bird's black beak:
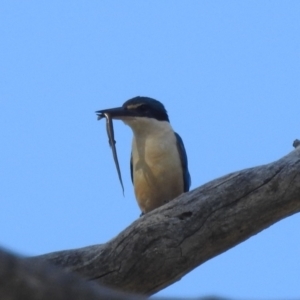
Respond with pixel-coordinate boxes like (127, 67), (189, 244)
(96, 106), (135, 120)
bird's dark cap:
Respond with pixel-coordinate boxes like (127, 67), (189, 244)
(122, 96), (169, 122)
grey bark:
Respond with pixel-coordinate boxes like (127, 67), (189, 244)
(0, 248), (146, 300)
(25, 140), (300, 296)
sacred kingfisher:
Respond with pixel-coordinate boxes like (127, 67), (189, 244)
(96, 96), (191, 214)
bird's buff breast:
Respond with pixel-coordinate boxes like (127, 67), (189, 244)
(131, 133), (184, 213)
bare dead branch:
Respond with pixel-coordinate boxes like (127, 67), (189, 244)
(0, 248), (145, 300)
(28, 143), (300, 296)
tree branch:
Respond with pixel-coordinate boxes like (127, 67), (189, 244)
(29, 142), (300, 295)
(0, 248), (146, 300)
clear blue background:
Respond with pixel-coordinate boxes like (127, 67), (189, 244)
(1, 1), (299, 298)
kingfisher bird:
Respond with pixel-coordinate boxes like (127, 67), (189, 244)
(96, 96), (191, 214)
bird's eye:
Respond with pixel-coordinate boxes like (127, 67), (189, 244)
(137, 104), (149, 113)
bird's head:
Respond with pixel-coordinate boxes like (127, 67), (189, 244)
(96, 96), (169, 123)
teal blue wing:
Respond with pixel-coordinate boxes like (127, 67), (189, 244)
(175, 132), (191, 192)
(130, 153), (133, 184)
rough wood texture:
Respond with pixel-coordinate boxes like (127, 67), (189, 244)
(30, 142), (300, 296)
(0, 248), (145, 300)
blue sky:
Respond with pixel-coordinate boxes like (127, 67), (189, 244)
(1, 1), (299, 298)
